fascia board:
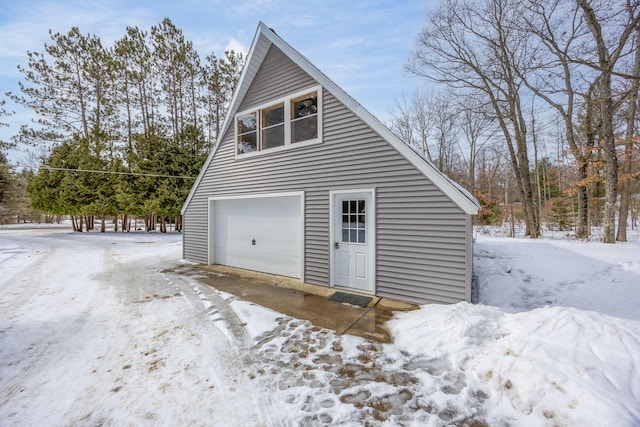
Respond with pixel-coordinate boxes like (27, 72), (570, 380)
(183, 22), (479, 215)
(181, 23), (272, 214)
(258, 24), (479, 215)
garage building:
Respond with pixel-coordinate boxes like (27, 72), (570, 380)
(181, 23), (479, 305)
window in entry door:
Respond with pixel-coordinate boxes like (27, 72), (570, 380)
(341, 199), (366, 243)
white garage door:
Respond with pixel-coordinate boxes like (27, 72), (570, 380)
(212, 194), (302, 278)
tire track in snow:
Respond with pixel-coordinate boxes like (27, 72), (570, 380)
(1, 232), (281, 426)
(0, 243), (53, 320)
(171, 266), (493, 425)
(163, 269), (284, 426)
(0, 234), (65, 412)
(0, 238), (104, 424)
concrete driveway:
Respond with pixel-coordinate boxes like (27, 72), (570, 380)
(176, 264), (418, 343)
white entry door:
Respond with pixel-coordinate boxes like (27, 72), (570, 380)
(332, 190), (374, 293)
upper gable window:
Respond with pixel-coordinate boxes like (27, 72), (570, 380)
(262, 103), (285, 149)
(291, 91), (318, 143)
(235, 85), (322, 157)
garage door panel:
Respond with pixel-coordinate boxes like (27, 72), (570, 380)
(213, 195), (302, 278)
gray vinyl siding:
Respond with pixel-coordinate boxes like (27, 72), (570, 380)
(183, 196), (208, 264)
(305, 190), (330, 282)
(239, 44), (313, 110)
(183, 43), (472, 305)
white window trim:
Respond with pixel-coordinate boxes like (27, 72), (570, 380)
(234, 85), (323, 159)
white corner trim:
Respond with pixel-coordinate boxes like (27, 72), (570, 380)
(328, 192), (335, 288)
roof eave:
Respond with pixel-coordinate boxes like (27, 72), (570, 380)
(182, 22), (480, 216)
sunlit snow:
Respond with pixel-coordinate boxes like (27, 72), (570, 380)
(1, 226), (639, 425)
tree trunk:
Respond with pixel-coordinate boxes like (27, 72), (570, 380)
(576, 164), (590, 239)
(146, 213), (156, 232)
(519, 157), (540, 238)
(501, 119), (539, 238)
(575, 85), (599, 239)
(114, 215), (119, 232)
(617, 33), (640, 241)
(576, 0), (640, 242)
(616, 140), (633, 242)
(600, 73), (618, 243)
(532, 113), (542, 227)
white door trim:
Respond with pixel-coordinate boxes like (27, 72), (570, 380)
(207, 191), (305, 281)
(329, 188), (376, 293)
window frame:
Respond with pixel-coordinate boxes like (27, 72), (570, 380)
(234, 85), (322, 159)
(340, 199), (367, 245)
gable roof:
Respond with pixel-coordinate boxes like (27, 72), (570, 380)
(182, 22), (480, 215)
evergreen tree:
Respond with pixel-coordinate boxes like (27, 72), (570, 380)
(151, 18), (202, 139)
(202, 50), (244, 143)
(0, 155), (38, 224)
(14, 19), (244, 230)
(10, 27), (117, 146)
(548, 198), (574, 231)
(27, 142), (74, 216)
(0, 152), (7, 201)
(0, 99), (14, 152)
(113, 26), (156, 149)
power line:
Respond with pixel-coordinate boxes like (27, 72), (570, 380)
(44, 166), (196, 179)
(0, 163), (195, 179)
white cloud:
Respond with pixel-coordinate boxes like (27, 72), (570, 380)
(229, 0), (278, 17)
(0, 1), (155, 62)
(225, 37), (248, 55)
(0, 0), (434, 143)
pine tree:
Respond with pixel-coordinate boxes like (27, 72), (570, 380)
(0, 99), (14, 152)
(15, 20), (244, 230)
(151, 18), (202, 139)
(548, 198), (573, 231)
(11, 28), (117, 145)
(202, 50), (244, 143)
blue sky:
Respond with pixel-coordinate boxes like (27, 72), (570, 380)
(0, 0), (437, 162)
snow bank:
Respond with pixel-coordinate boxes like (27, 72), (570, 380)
(475, 236), (640, 320)
(389, 303), (640, 425)
(3, 227), (640, 426)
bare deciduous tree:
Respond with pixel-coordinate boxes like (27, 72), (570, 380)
(389, 90), (435, 160)
(516, 0), (596, 238)
(431, 93), (459, 174)
(576, 0), (640, 243)
(408, 0), (540, 237)
(617, 31), (640, 242)
(455, 96), (499, 192)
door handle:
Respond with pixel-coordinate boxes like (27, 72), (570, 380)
(334, 242), (339, 249)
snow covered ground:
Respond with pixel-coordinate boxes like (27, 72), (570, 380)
(1, 227), (639, 426)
